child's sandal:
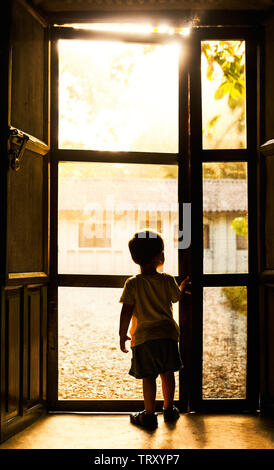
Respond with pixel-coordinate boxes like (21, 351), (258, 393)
(130, 410), (158, 430)
(163, 405), (180, 422)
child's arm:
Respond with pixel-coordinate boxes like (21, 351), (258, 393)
(119, 303), (134, 353)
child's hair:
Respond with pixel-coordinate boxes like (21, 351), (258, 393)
(128, 229), (164, 266)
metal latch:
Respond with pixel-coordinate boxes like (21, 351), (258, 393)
(8, 126), (29, 171)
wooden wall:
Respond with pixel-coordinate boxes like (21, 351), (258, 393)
(259, 141), (274, 416)
(0, 0), (49, 443)
(264, 14), (274, 142)
(257, 12), (274, 416)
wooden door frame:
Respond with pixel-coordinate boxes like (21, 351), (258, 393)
(47, 21), (261, 413)
(188, 27), (261, 412)
(48, 24), (191, 412)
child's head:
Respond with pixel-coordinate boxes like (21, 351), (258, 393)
(128, 230), (164, 267)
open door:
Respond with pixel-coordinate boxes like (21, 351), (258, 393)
(47, 23), (191, 412)
(47, 22), (259, 414)
(188, 29), (259, 412)
(0, 0), (49, 443)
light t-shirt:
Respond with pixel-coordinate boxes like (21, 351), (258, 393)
(119, 272), (181, 347)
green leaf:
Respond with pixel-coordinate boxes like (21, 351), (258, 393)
(206, 61), (214, 80)
(214, 82), (230, 100)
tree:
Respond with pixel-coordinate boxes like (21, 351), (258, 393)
(203, 161), (247, 179)
(201, 40), (246, 149)
(231, 217), (248, 237)
(221, 286), (247, 316)
(59, 40), (178, 153)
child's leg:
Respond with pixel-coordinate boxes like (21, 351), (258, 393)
(160, 370), (175, 409)
(142, 377), (157, 414)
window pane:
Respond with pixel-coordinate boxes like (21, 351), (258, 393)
(203, 162), (248, 274)
(58, 287), (179, 400)
(59, 40), (179, 152)
(58, 162), (178, 275)
(201, 40), (246, 149)
(202, 286), (247, 399)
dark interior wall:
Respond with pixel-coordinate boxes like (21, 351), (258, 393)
(265, 156), (274, 269)
(264, 14), (274, 141)
(259, 12), (274, 414)
(265, 16), (274, 408)
(261, 149), (274, 409)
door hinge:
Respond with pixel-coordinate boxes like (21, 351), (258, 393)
(8, 126), (29, 171)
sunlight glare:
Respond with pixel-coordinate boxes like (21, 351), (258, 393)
(59, 39), (179, 152)
(57, 23), (192, 37)
(59, 23), (155, 34)
(179, 26), (191, 36)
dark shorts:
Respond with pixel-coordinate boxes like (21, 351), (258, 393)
(129, 338), (183, 379)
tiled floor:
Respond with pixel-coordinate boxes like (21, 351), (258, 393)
(1, 412), (274, 449)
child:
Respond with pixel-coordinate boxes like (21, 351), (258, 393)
(119, 229), (190, 430)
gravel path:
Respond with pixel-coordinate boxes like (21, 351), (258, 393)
(203, 287), (247, 399)
(58, 286), (246, 401)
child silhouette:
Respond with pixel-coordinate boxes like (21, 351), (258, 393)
(119, 229), (190, 430)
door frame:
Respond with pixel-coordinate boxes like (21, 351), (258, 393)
(188, 27), (261, 412)
(47, 22), (261, 413)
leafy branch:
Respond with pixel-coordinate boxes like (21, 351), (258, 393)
(202, 40), (246, 147)
(231, 217), (248, 237)
(202, 41), (245, 109)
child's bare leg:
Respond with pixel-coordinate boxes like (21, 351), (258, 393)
(142, 377), (156, 414)
(160, 370), (175, 409)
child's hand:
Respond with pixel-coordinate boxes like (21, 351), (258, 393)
(180, 276), (191, 293)
(120, 335), (131, 353)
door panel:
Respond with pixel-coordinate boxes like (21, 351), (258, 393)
(4, 289), (21, 421)
(7, 149), (45, 275)
(10, 0), (48, 142)
(189, 29), (259, 412)
(28, 288), (42, 404)
(0, 0), (49, 443)
(259, 142), (274, 414)
(49, 26), (188, 412)
(264, 155), (274, 269)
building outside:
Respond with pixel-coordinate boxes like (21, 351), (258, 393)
(58, 177), (248, 275)
(58, 175), (248, 400)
